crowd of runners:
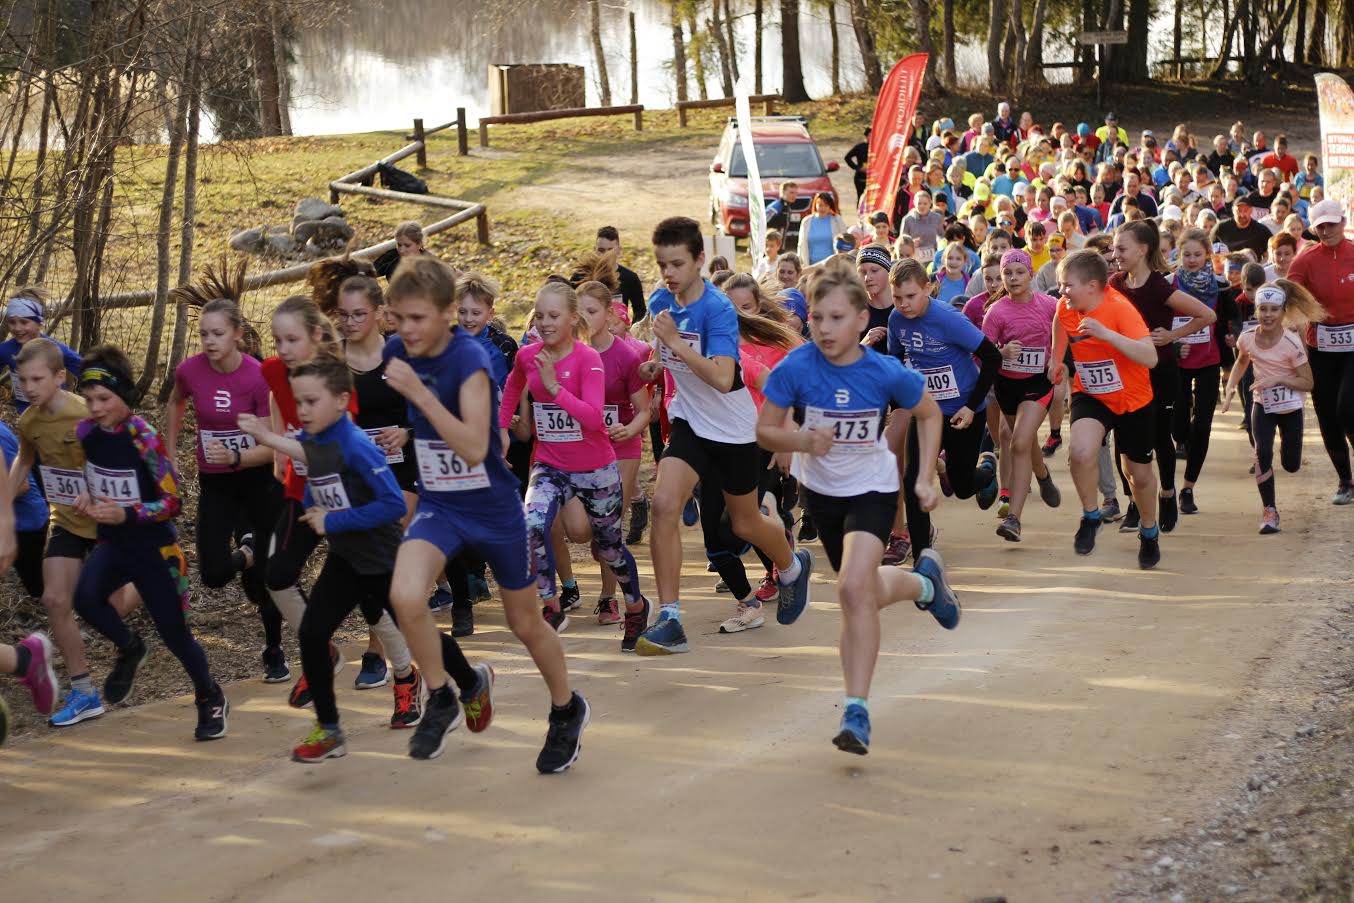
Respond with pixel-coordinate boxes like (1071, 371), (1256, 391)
(0, 104), (1349, 766)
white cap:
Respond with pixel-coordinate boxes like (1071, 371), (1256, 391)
(1161, 204), (1183, 222)
(1309, 199), (1347, 228)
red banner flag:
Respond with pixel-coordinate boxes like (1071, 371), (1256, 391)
(861, 53), (929, 226)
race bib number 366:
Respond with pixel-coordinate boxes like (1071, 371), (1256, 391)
(803, 406), (881, 454)
(415, 439), (489, 492)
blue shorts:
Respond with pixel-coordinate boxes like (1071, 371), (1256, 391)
(403, 495), (533, 591)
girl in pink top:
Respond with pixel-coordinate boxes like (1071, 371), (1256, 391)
(499, 282), (648, 635)
(981, 249), (1061, 541)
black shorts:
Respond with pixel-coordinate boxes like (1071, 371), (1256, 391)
(1070, 393), (1156, 464)
(663, 417), (759, 497)
(45, 524), (94, 560)
(994, 374), (1055, 416)
(804, 488), (897, 572)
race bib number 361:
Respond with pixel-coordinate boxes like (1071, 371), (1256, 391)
(803, 406), (881, 454)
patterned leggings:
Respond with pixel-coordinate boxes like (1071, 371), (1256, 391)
(524, 461), (640, 604)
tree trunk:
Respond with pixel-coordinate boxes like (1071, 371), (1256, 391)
(827, 1), (842, 95)
(724, 0), (740, 82)
(709, 1), (735, 96)
(908, 0), (945, 95)
(252, 1), (282, 136)
(1025, 0), (1049, 84)
(781, 0), (811, 102)
(1308, 0), (1325, 64)
(672, 7), (689, 103)
(589, 0), (612, 106)
(630, 12), (640, 104)
(688, 14), (710, 100)
(1293, 0), (1307, 65)
(848, 0), (883, 93)
(755, 0), (764, 93)
(988, 0), (1009, 91)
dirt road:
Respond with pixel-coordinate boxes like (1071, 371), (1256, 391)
(1, 402), (1344, 902)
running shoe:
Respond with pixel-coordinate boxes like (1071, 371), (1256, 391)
(798, 511), (819, 543)
(1334, 482), (1354, 506)
(1160, 493), (1179, 533)
(261, 645), (290, 684)
(625, 497), (649, 545)
(427, 586), (454, 613)
(1076, 513), (1105, 555)
(1138, 531), (1161, 570)
(1259, 506), (1281, 534)
(542, 605), (569, 634)
(103, 632), (148, 706)
(714, 580), (731, 594)
(194, 684), (229, 741)
(996, 515), (1021, 542)
(355, 652), (389, 690)
(975, 452), (999, 510)
(462, 663), (495, 733)
(1119, 500), (1140, 532)
(914, 548), (960, 630)
(292, 723), (346, 763)
(833, 703), (871, 755)
(469, 574), (492, 603)
(408, 685), (463, 760)
(0, 695), (7, 747)
(49, 687), (104, 727)
(719, 601), (765, 634)
(1098, 498), (1122, 523)
(634, 610), (688, 655)
(559, 582), (582, 612)
(17, 632), (57, 715)
(882, 532), (910, 567)
(390, 668), (424, 728)
(997, 493), (1011, 518)
(621, 597), (651, 653)
(595, 597), (621, 625)
(1179, 487), (1199, 515)
(682, 494), (700, 527)
(1041, 433), (1062, 457)
(452, 601), (475, 637)
(288, 644), (342, 709)
(1037, 473), (1062, 508)
(776, 548), (814, 625)
(754, 572), (779, 603)
(536, 692), (590, 774)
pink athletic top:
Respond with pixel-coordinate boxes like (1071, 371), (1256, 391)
(981, 292), (1058, 379)
(174, 353), (272, 474)
(596, 336), (646, 460)
(499, 340), (615, 472)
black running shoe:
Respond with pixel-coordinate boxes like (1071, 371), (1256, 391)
(408, 684), (464, 760)
(536, 692), (590, 774)
(1179, 487), (1198, 514)
(451, 600), (475, 638)
(103, 633), (148, 706)
(194, 684), (229, 741)
(1074, 516), (1101, 555)
(1119, 501), (1140, 532)
(1138, 531), (1162, 570)
(1159, 493), (1178, 533)
(625, 497), (649, 546)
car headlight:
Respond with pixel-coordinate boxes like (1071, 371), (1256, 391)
(724, 192), (749, 208)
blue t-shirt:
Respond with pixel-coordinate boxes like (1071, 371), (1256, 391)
(383, 331), (517, 507)
(763, 343), (924, 498)
(0, 336), (82, 413)
(0, 422), (47, 532)
(887, 301), (986, 416)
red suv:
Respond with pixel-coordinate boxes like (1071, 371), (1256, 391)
(708, 116), (839, 240)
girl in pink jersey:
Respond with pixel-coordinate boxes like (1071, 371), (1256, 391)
(499, 282), (650, 648)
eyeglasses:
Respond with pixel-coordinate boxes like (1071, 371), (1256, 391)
(335, 310), (370, 323)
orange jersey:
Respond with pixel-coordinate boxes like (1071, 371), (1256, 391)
(1056, 287), (1155, 414)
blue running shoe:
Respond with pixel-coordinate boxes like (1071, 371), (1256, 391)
(355, 652), (389, 689)
(776, 548), (814, 625)
(428, 587), (454, 613)
(914, 548), (960, 630)
(49, 687), (105, 727)
(682, 494), (700, 527)
(975, 452), (999, 510)
(833, 704), (871, 755)
(634, 612), (689, 655)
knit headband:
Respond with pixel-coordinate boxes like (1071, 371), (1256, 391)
(6, 297), (43, 324)
(857, 245), (893, 273)
(78, 366), (136, 406)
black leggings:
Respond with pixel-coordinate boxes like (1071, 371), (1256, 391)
(199, 469), (284, 646)
(1172, 365), (1220, 484)
(75, 539), (214, 697)
(300, 555), (477, 725)
(1252, 404), (1303, 508)
(13, 527), (46, 598)
(1309, 346), (1354, 483)
(903, 415), (984, 559)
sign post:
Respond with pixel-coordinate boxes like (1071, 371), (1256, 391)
(1077, 31), (1128, 110)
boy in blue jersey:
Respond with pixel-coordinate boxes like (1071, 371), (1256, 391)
(380, 257), (589, 773)
(886, 258), (1003, 562)
(757, 267), (960, 756)
(633, 217), (813, 656)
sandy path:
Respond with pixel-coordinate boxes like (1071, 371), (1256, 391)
(1, 403), (1341, 902)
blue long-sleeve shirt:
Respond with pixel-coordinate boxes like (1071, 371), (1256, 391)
(299, 416), (404, 574)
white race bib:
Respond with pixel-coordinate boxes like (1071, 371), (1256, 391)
(1074, 359), (1124, 395)
(533, 403), (581, 443)
(1316, 323), (1354, 352)
(1007, 347), (1047, 374)
(200, 429), (255, 455)
(920, 365), (959, 401)
(309, 473), (352, 511)
(415, 439), (489, 492)
(1260, 385), (1303, 414)
(286, 428), (307, 476)
(1172, 315), (1210, 346)
(803, 406), (882, 454)
(40, 466), (86, 507)
(363, 427), (405, 464)
(659, 329), (702, 374)
(84, 464), (141, 507)
(603, 405), (620, 429)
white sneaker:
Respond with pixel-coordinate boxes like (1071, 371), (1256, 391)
(719, 602), (766, 634)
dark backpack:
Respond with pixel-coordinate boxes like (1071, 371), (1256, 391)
(378, 162), (428, 195)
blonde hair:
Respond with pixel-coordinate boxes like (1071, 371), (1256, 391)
(272, 295), (340, 362)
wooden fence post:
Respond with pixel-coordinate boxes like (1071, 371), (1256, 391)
(413, 118), (427, 168)
(456, 107), (468, 156)
(633, 108), (643, 131)
(479, 120), (489, 149)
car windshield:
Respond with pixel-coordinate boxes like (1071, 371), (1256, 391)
(728, 142), (825, 178)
